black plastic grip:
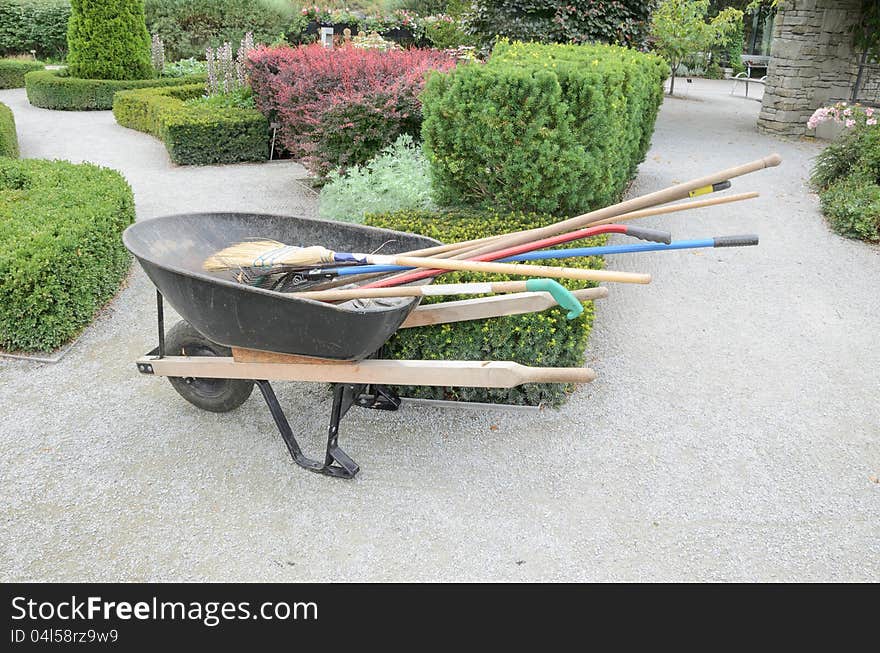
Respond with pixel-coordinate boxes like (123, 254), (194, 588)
(713, 234), (759, 248)
(712, 180), (732, 192)
(625, 226), (672, 244)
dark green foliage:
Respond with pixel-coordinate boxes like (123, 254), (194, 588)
(0, 0), (70, 60)
(726, 14), (745, 73)
(813, 125), (880, 242)
(424, 17), (474, 49)
(0, 57), (42, 88)
(422, 40), (667, 216)
(393, 0), (451, 15)
(113, 84), (268, 165)
(0, 158), (135, 351)
(820, 174), (880, 242)
(67, 0), (152, 80)
(24, 68), (205, 110)
(811, 126), (880, 191)
(366, 209), (605, 406)
(144, 0), (294, 61)
(0, 100), (17, 156)
(465, 0), (655, 48)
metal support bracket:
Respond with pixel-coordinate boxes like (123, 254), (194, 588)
(255, 380), (400, 479)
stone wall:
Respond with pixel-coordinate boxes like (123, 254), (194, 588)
(757, 0), (877, 137)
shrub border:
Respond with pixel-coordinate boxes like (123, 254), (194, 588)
(24, 69), (207, 110)
(113, 84), (269, 165)
(0, 158), (135, 352)
(0, 101), (18, 157)
(0, 59), (45, 89)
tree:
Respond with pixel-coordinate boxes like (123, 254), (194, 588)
(67, 0), (152, 80)
(650, 0), (743, 95)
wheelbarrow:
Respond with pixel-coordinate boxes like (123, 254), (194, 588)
(123, 213), (601, 479)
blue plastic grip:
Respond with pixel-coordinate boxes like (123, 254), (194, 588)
(524, 279), (583, 320)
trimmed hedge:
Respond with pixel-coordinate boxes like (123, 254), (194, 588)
(113, 84), (268, 165)
(0, 100), (17, 156)
(24, 68), (206, 110)
(422, 40), (667, 216)
(0, 158), (135, 352)
(0, 58), (43, 88)
(0, 0), (70, 60)
(365, 209), (605, 407)
(67, 0), (153, 80)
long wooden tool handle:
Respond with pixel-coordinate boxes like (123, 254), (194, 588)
(401, 287), (609, 328)
(448, 154), (781, 259)
(401, 192), (759, 259)
(383, 255), (650, 284)
(588, 191), (760, 226)
(309, 192), (761, 292)
(296, 281), (529, 302)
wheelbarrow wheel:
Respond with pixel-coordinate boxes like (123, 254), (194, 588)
(164, 320), (254, 413)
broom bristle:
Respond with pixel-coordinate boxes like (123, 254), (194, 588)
(203, 240), (336, 271)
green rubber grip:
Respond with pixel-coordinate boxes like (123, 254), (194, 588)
(525, 279), (584, 320)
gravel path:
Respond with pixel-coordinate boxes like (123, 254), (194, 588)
(1, 80), (877, 582)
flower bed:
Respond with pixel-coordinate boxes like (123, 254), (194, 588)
(365, 209), (605, 407)
(113, 84), (268, 165)
(0, 100), (17, 157)
(809, 103), (880, 242)
(247, 43), (455, 178)
(24, 69), (206, 110)
(0, 158), (135, 352)
(0, 58), (43, 89)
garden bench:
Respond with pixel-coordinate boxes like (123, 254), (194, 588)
(729, 71), (767, 98)
(730, 58), (770, 98)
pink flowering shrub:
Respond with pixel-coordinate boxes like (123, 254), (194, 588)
(247, 44), (455, 178)
(808, 102), (878, 130)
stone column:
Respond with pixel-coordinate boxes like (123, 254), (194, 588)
(757, 0), (866, 137)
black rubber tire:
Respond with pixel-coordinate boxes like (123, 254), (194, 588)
(164, 320), (254, 413)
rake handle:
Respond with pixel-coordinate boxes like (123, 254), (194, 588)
(458, 154), (780, 259)
(382, 254), (650, 285)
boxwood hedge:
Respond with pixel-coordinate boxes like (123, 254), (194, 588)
(0, 58), (43, 88)
(0, 158), (135, 352)
(0, 100), (17, 157)
(24, 68), (206, 110)
(422, 40), (667, 216)
(365, 209), (605, 406)
(113, 84), (269, 165)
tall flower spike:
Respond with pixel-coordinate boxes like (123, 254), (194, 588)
(205, 46), (217, 96)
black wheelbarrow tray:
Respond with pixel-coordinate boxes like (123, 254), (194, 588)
(124, 212), (600, 479)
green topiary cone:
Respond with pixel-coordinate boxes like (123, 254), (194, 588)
(67, 0), (153, 81)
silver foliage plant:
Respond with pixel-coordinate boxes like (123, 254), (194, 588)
(319, 135), (436, 223)
(205, 31), (256, 96)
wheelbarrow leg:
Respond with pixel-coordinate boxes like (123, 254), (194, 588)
(255, 380), (399, 479)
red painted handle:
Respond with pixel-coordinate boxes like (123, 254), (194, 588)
(364, 224), (632, 289)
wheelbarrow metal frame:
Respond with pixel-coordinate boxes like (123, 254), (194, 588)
(140, 291), (596, 479)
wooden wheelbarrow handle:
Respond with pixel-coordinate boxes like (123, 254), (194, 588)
(140, 356), (597, 388)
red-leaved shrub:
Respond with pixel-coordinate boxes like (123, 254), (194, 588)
(248, 44), (456, 178)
